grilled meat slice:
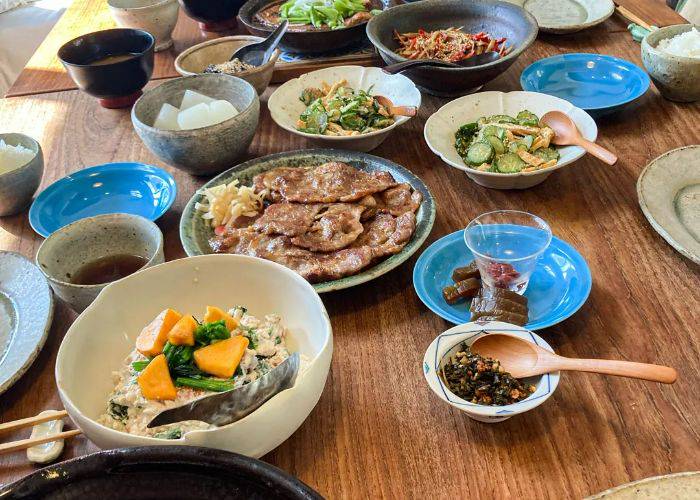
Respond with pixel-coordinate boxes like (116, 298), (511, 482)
(251, 203), (323, 237)
(291, 204), (366, 252)
(252, 162), (397, 203)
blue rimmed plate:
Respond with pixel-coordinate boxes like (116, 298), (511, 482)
(413, 229), (591, 330)
(520, 53), (650, 118)
(423, 321), (560, 422)
(29, 162), (176, 237)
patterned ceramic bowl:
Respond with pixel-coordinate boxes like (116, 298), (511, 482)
(423, 321), (560, 423)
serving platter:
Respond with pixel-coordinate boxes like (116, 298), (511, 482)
(508, 0), (614, 34)
(413, 229), (591, 330)
(0, 251), (54, 396)
(586, 471), (700, 499)
(180, 149), (436, 293)
(29, 162), (177, 237)
(637, 145), (700, 265)
(520, 53), (650, 118)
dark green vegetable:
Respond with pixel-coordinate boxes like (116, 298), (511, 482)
(516, 110), (539, 127)
(534, 147), (560, 162)
(495, 153), (526, 173)
(466, 142), (494, 165)
(455, 122), (479, 158)
(300, 87), (323, 105)
(298, 103), (329, 134)
(240, 326), (259, 350)
(154, 428), (182, 440)
(486, 135), (505, 155)
(175, 377), (237, 392)
(132, 360), (150, 372)
(194, 320), (230, 346)
(107, 401), (128, 422)
(440, 343), (535, 405)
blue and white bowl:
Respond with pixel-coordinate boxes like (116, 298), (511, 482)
(423, 321), (560, 423)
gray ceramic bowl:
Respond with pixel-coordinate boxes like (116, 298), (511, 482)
(642, 24), (700, 103)
(36, 213), (164, 313)
(132, 74), (260, 175)
(366, 0), (538, 97)
(174, 35), (280, 95)
(0, 133), (43, 216)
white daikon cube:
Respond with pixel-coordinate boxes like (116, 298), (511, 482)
(208, 100), (239, 124)
(177, 103), (214, 130)
(180, 90), (215, 110)
(153, 102), (180, 130)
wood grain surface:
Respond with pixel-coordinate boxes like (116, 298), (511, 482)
(1, 7), (699, 500)
(4, 0), (686, 98)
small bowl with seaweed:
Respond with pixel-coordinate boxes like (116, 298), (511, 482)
(268, 65), (421, 152)
(424, 90), (597, 189)
(423, 321), (559, 423)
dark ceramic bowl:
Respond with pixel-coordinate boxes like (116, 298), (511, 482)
(239, 0), (383, 54)
(179, 0), (247, 31)
(366, 0), (538, 96)
(58, 28), (154, 108)
(0, 447), (322, 499)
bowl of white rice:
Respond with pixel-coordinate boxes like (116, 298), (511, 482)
(0, 133), (43, 217)
(642, 24), (700, 102)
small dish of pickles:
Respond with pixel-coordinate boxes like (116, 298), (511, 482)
(423, 90), (597, 189)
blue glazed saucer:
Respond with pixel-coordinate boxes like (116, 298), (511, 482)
(29, 162), (176, 237)
(520, 53), (650, 118)
(413, 230), (592, 330)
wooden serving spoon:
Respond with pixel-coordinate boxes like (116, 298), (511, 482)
(470, 333), (677, 384)
(374, 95), (417, 117)
(540, 110), (618, 165)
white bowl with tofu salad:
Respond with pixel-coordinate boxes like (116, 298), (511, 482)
(55, 254), (332, 458)
(424, 91), (597, 189)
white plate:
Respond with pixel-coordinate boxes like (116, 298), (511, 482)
(637, 145), (700, 265)
(508, 0), (614, 34)
(268, 65), (421, 152)
(424, 90), (597, 189)
(0, 251), (54, 395)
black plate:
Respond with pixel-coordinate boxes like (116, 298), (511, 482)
(0, 447), (322, 499)
(238, 0), (383, 54)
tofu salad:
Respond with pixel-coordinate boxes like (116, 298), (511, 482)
(97, 306), (293, 439)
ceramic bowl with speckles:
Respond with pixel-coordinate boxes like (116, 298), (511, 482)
(642, 24), (700, 103)
(0, 251), (54, 396)
(108, 0), (180, 52)
(132, 74), (260, 176)
(174, 36), (279, 96)
(0, 133), (43, 217)
(36, 213), (164, 313)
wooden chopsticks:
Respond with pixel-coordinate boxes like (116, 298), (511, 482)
(0, 410), (82, 455)
(614, 3), (654, 31)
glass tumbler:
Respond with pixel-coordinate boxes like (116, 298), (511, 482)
(464, 210), (552, 294)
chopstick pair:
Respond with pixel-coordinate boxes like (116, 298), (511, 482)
(0, 410), (82, 455)
(614, 3), (654, 31)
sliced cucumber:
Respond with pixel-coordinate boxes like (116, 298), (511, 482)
(516, 110), (539, 127)
(495, 153), (526, 173)
(486, 135), (505, 155)
(519, 134), (535, 150)
(534, 146), (560, 162)
(508, 141), (527, 153)
(466, 142), (494, 165)
(487, 114), (516, 124)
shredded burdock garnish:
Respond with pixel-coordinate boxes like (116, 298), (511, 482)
(393, 27), (511, 62)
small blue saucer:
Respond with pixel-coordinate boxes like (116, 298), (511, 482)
(29, 162), (176, 237)
(413, 230), (592, 330)
(520, 53), (650, 118)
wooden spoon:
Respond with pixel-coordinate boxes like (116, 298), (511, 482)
(373, 95), (417, 117)
(470, 333), (677, 384)
(540, 110), (618, 165)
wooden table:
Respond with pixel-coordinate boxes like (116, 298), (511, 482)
(1, 3), (699, 498)
(4, 0), (687, 98)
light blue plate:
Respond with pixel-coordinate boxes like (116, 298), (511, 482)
(413, 230), (592, 330)
(520, 53), (650, 118)
(29, 162), (176, 237)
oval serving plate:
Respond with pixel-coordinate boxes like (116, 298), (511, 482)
(637, 145), (700, 265)
(29, 162), (177, 237)
(521, 53), (650, 118)
(180, 149), (436, 293)
(413, 229), (592, 330)
(0, 251), (54, 395)
(510, 0), (614, 34)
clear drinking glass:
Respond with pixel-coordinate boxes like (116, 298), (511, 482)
(463, 210), (552, 294)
